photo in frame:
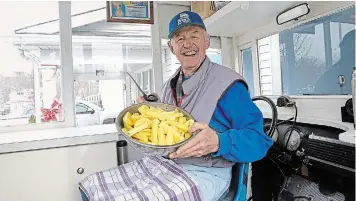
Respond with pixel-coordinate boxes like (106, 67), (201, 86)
(106, 1), (154, 24)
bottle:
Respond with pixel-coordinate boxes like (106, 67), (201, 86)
(117, 140), (128, 166)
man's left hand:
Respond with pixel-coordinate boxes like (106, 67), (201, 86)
(169, 122), (219, 158)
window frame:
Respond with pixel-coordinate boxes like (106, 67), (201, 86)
(236, 42), (262, 96)
(234, 2), (355, 99)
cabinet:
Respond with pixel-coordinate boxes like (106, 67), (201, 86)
(0, 142), (117, 201)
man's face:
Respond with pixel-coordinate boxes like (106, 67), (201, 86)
(168, 26), (210, 73)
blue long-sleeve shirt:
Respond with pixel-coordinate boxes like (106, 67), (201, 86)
(210, 81), (273, 163)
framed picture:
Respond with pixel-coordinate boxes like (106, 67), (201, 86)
(106, 1), (154, 24)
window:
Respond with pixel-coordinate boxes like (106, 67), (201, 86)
(257, 6), (355, 95)
(70, 2), (153, 126)
(241, 48), (255, 96)
(207, 49), (222, 65)
(75, 103), (89, 114)
(0, 2), (63, 129)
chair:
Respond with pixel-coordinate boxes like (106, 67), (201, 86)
(221, 163), (250, 201)
(79, 163), (250, 201)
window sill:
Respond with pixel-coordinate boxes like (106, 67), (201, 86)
(0, 124), (120, 154)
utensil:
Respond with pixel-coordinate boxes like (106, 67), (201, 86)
(125, 72), (159, 102)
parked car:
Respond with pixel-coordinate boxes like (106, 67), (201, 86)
(74, 100), (117, 126)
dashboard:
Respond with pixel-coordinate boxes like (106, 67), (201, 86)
(264, 118), (355, 176)
(251, 95), (355, 200)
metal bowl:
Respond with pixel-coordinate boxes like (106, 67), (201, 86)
(115, 102), (195, 157)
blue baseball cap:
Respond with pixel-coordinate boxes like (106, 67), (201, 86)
(168, 11), (206, 39)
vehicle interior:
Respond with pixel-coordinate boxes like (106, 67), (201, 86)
(0, 1), (354, 201)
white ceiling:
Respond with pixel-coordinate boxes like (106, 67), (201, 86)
(205, 1), (301, 37)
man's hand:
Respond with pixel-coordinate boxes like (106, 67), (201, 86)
(168, 122), (219, 159)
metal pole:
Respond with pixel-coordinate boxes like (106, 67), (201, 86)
(151, 1), (164, 95)
(59, 1), (75, 126)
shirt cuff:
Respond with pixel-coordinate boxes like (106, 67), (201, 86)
(212, 131), (232, 157)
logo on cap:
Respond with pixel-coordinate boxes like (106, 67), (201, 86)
(177, 13), (190, 26)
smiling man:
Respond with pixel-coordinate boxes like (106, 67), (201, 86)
(79, 11), (273, 201)
(158, 11), (274, 200)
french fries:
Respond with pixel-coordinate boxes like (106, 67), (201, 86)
(122, 105), (194, 146)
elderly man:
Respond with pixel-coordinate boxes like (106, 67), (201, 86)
(158, 10), (273, 200)
(79, 11), (273, 201)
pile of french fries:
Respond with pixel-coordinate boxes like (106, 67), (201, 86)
(121, 105), (195, 146)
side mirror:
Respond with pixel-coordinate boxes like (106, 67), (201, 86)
(276, 3), (310, 25)
(88, 108), (95, 114)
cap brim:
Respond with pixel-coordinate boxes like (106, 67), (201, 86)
(168, 23), (206, 39)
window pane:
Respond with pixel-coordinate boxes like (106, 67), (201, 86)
(149, 69), (154, 93)
(136, 73), (143, 98)
(207, 49), (222, 65)
(162, 43), (177, 83)
(241, 48), (255, 96)
(75, 104), (88, 114)
(71, 1), (153, 125)
(0, 2), (63, 127)
(258, 6), (355, 95)
(143, 71), (149, 93)
(74, 80), (125, 126)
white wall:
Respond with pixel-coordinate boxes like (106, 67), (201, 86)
(221, 37), (234, 69)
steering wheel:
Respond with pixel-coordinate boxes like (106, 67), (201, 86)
(252, 96), (278, 138)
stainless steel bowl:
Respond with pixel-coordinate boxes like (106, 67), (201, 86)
(115, 102), (195, 157)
